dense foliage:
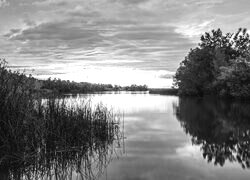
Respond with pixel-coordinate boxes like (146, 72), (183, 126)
(174, 28), (250, 98)
(0, 59), (39, 119)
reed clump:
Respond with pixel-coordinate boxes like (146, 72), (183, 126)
(0, 59), (123, 179)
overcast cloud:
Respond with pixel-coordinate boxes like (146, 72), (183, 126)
(1, 0), (250, 87)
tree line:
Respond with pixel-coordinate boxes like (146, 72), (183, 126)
(40, 78), (148, 93)
(0, 60), (148, 94)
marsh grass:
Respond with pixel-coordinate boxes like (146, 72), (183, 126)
(0, 60), (123, 179)
(0, 100), (123, 180)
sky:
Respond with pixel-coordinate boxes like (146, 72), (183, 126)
(1, 0), (250, 87)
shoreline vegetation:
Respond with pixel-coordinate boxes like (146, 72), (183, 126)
(1, 59), (148, 96)
(0, 59), (123, 179)
(174, 28), (250, 99)
(1, 59), (178, 96)
(40, 78), (148, 94)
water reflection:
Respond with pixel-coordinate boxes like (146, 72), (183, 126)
(5, 92), (250, 180)
(174, 97), (250, 169)
(0, 132), (123, 180)
(0, 104), (123, 180)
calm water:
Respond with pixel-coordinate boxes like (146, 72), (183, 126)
(83, 92), (250, 180)
(2, 92), (250, 180)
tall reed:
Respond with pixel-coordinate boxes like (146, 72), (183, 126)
(0, 60), (123, 179)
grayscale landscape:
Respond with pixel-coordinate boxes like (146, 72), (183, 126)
(0, 0), (250, 179)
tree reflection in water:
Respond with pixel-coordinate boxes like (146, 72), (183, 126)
(0, 114), (124, 180)
(174, 97), (250, 169)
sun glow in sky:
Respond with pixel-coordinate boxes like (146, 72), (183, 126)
(1, 0), (250, 87)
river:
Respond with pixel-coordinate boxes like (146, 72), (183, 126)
(76, 91), (250, 180)
(2, 91), (250, 180)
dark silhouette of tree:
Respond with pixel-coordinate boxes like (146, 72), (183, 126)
(124, 84), (148, 91)
(174, 48), (215, 95)
(174, 28), (250, 98)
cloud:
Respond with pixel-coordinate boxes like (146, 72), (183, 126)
(111, 0), (150, 6)
(0, 0), (9, 8)
(23, 19), (37, 26)
(4, 13), (194, 72)
(32, 0), (69, 6)
(187, 0), (224, 6)
(1, 0), (250, 86)
(4, 28), (22, 38)
(175, 20), (215, 39)
(9, 21), (102, 41)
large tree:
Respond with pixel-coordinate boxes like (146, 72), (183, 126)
(174, 28), (250, 97)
